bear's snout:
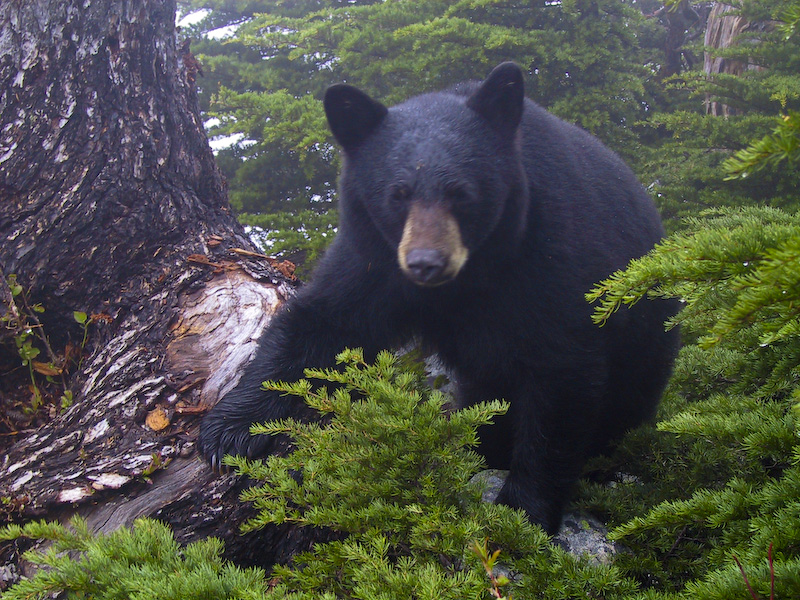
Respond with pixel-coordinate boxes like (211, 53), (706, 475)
(397, 202), (469, 286)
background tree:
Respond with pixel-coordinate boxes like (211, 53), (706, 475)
(634, 0), (800, 226)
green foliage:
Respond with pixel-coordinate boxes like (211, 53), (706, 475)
(580, 46), (800, 591)
(196, 0), (654, 156)
(2, 350), (643, 599)
(239, 209), (338, 273)
(724, 111), (800, 180)
(225, 348), (518, 598)
(780, 0), (800, 37)
(631, 110), (794, 227)
(0, 274), (92, 413)
(210, 89), (337, 214)
(231, 349), (504, 533)
(3, 274), (45, 410)
(222, 349), (644, 599)
(471, 538), (513, 600)
(636, 0), (800, 224)
(584, 204), (800, 597)
(0, 517), (269, 599)
(2, 274), (97, 413)
(589, 207), (800, 352)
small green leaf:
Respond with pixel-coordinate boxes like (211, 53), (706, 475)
(19, 342), (40, 362)
(73, 311), (88, 325)
(61, 390), (74, 410)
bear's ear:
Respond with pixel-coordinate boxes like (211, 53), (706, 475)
(324, 84), (388, 151)
(466, 62), (524, 137)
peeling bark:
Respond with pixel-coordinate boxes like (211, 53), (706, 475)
(0, 0), (311, 571)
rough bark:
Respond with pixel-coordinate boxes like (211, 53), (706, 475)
(0, 0), (312, 571)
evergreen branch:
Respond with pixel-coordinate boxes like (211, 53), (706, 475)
(0, 518), (269, 599)
(723, 112), (800, 180)
(733, 553), (762, 600)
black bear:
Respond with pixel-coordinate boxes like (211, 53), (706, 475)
(199, 62), (679, 534)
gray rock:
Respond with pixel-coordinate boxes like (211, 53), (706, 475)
(0, 563), (19, 592)
(554, 512), (621, 566)
(470, 469), (621, 565)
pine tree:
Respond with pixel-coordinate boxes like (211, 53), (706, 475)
(635, 0), (800, 226)
(0, 518), (270, 599)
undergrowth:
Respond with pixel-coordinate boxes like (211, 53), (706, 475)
(1, 350), (639, 599)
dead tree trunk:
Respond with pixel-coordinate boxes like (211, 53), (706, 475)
(703, 3), (772, 116)
(0, 0), (313, 571)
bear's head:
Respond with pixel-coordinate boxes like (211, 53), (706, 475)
(324, 62), (529, 287)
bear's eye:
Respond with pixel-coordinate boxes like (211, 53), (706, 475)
(389, 186), (411, 206)
(444, 184), (471, 204)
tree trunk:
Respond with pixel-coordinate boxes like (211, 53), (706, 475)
(703, 2), (771, 116)
(0, 0), (314, 573)
(650, 0), (701, 78)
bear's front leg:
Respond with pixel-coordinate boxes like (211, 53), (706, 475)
(496, 467), (579, 535)
(196, 304), (314, 470)
(496, 381), (595, 535)
(198, 257), (403, 470)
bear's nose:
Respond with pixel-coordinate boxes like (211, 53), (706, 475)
(405, 249), (448, 285)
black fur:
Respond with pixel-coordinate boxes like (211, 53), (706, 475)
(199, 63), (679, 534)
